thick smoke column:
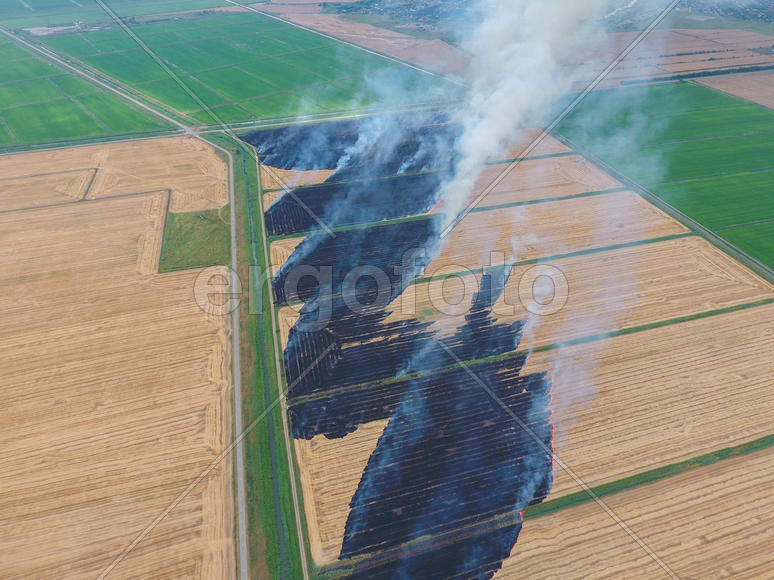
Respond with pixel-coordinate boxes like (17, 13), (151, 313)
(439, 0), (611, 224)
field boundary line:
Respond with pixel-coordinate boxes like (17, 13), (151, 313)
(621, 63), (774, 86)
(0, 130), (182, 156)
(649, 162), (774, 186)
(715, 217), (774, 231)
(409, 232), (694, 285)
(468, 186), (628, 214)
(272, 232), (695, 310)
(525, 432), (774, 521)
(264, 187), (630, 243)
(0, 186), (170, 215)
(289, 296), (774, 407)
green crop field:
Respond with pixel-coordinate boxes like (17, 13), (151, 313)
(720, 222), (774, 268)
(0, 0), (230, 28)
(0, 36), (168, 149)
(32, 11), (458, 125)
(559, 81), (774, 270)
(159, 208), (231, 272)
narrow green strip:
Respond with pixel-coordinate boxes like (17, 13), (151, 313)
(485, 150), (576, 165)
(526, 432), (774, 520)
(290, 295), (774, 406)
(267, 186), (627, 243)
(469, 187), (627, 215)
(410, 232), (694, 285)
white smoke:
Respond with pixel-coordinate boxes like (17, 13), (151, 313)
(439, 0), (612, 224)
(434, 0), (682, 441)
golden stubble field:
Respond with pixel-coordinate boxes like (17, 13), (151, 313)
(267, 139), (774, 570)
(496, 443), (774, 579)
(0, 137), (234, 579)
(697, 69), (774, 111)
(292, 250), (774, 565)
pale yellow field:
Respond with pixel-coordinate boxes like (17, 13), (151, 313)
(260, 164), (335, 192)
(394, 235), (774, 348)
(294, 302), (774, 566)
(496, 445), (774, 579)
(0, 140), (234, 579)
(0, 168), (94, 211)
(427, 190), (688, 274)
(0, 136), (228, 213)
(467, 154), (622, 208)
(697, 70), (774, 111)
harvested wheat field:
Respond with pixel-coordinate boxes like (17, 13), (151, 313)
(393, 235), (774, 349)
(698, 70), (774, 111)
(491, 130), (572, 161)
(496, 443), (774, 579)
(0, 168), (95, 211)
(295, 419), (390, 564)
(275, 235), (774, 353)
(468, 154), (622, 208)
(0, 136), (228, 214)
(270, 237), (305, 277)
(260, 164), (334, 193)
(569, 28), (774, 87)
(293, 301), (774, 566)
(0, 141), (234, 579)
(427, 190), (687, 273)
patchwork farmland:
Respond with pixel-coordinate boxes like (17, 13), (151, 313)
(559, 81), (774, 271)
(0, 137), (234, 578)
(34, 12), (457, 126)
(3, 0), (774, 578)
(0, 34), (168, 149)
(254, 89), (774, 577)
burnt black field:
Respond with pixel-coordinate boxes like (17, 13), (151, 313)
(244, 113), (459, 236)
(246, 116), (554, 578)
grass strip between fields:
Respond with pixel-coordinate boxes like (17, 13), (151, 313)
(266, 186), (632, 243)
(290, 295), (774, 407)
(411, 232), (694, 285)
(525, 432), (774, 521)
(271, 232), (696, 311)
(204, 133), (306, 579)
(260, 150), (576, 195)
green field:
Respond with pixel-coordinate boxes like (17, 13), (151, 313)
(720, 222), (774, 268)
(0, 36), (169, 148)
(0, 0), (230, 28)
(35, 11), (457, 124)
(158, 208), (231, 272)
(559, 81), (774, 270)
